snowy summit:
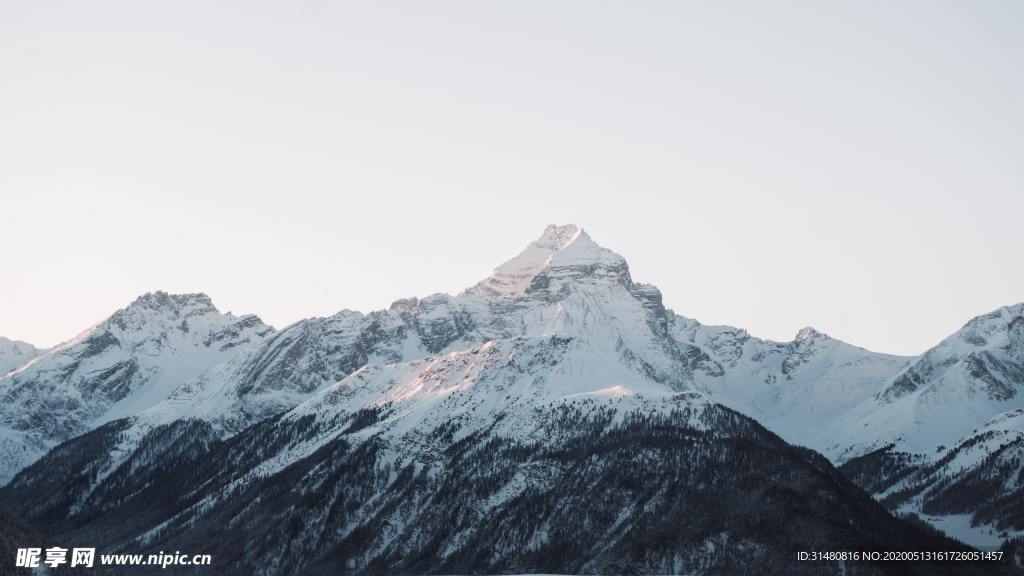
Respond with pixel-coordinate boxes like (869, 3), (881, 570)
(470, 224), (629, 297)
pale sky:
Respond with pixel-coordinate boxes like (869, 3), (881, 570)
(1, 1), (1022, 355)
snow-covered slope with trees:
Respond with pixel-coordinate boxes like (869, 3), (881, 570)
(841, 407), (1024, 547)
(837, 305), (1024, 542)
(2, 336), (975, 575)
(0, 292), (274, 482)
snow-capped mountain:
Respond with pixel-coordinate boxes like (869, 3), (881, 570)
(117, 226), (701, 434)
(26, 225), (718, 494)
(143, 225), (910, 450)
(0, 336), (41, 376)
(0, 292), (274, 482)
(1, 225), (1021, 562)
(0, 226), (915, 470)
(0, 226), (925, 494)
(0, 225), (989, 575)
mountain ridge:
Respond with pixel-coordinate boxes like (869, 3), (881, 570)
(1, 225), (1021, 556)
(0, 291), (275, 482)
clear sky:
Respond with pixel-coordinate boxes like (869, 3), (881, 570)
(1, 1), (1022, 354)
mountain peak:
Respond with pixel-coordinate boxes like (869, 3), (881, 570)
(469, 224), (629, 297)
(877, 302), (1024, 406)
(0, 336), (39, 353)
(127, 291), (217, 315)
(956, 302), (1024, 345)
(794, 326), (827, 342)
(388, 297), (420, 314)
(534, 224), (585, 250)
(0, 336), (41, 376)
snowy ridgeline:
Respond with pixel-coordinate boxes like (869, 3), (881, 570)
(0, 292), (274, 481)
(0, 224), (1022, 559)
